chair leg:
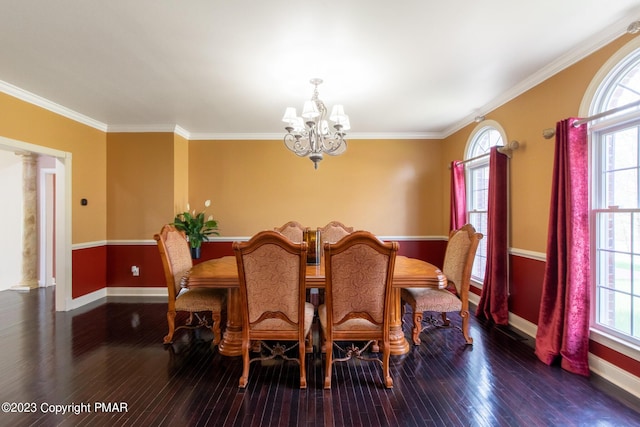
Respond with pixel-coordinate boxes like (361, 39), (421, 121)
(323, 339), (333, 389)
(239, 340), (250, 388)
(440, 312), (451, 326)
(211, 311), (222, 346)
(460, 309), (473, 345)
(411, 311), (423, 345)
(305, 328), (313, 353)
(299, 339), (307, 389)
(382, 341), (393, 388)
(163, 310), (177, 344)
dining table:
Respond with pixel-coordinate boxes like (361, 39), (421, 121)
(182, 255), (447, 356)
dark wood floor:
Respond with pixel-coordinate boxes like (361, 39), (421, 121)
(0, 288), (639, 427)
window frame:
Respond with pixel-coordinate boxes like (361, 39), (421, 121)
(590, 119), (640, 346)
(464, 120), (507, 286)
(585, 38), (640, 356)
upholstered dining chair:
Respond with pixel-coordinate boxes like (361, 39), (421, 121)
(233, 230), (314, 389)
(401, 223), (482, 345)
(318, 221), (354, 245)
(319, 231), (398, 389)
(154, 224), (226, 345)
(274, 220), (307, 243)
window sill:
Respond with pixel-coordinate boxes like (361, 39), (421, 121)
(470, 279), (483, 289)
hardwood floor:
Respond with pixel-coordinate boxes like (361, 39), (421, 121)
(0, 287), (639, 426)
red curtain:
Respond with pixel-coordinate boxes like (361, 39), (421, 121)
(535, 118), (590, 377)
(450, 161), (466, 231)
(476, 147), (509, 325)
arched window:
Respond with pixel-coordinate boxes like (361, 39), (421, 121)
(589, 45), (640, 346)
(465, 121), (505, 284)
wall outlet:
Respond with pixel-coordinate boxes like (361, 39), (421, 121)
(131, 266), (140, 276)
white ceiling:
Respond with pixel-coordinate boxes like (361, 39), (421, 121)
(1, 1), (640, 139)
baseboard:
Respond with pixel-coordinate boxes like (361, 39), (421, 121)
(106, 287), (168, 297)
(70, 287), (167, 309)
(70, 288), (107, 310)
(589, 353), (640, 400)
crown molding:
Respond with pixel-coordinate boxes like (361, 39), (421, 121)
(187, 132), (283, 140)
(106, 124), (190, 139)
(441, 16), (633, 138)
(347, 132), (444, 140)
(173, 125), (190, 139)
(0, 79), (107, 132)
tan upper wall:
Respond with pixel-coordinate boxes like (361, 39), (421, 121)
(441, 33), (637, 253)
(188, 138), (443, 237)
(107, 132), (176, 240)
(173, 133), (189, 213)
(0, 93), (107, 244)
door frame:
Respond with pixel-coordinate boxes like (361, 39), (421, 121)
(39, 167), (56, 287)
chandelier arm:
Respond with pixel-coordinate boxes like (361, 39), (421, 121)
(284, 134), (312, 157)
(324, 139), (347, 156)
(320, 135), (347, 154)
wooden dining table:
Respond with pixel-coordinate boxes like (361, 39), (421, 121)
(182, 255), (447, 356)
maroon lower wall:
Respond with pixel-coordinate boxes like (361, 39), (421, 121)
(106, 244), (165, 288)
(71, 246), (107, 298)
(509, 254), (546, 324)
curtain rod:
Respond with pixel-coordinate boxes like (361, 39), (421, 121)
(543, 99), (640, 139)
(452, 140), (519, 167)
(573, 99), (640, 127)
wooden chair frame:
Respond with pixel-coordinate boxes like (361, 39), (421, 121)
(154, 224), (226, 345)
(402, 223), (482, 345)
(233, 230), (311, 389)
(321, 231), (398, 389)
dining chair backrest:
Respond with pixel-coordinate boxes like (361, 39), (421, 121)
(234, 230), (308, 334)
(155, 224), (193, 299)
(442, 224), (482, 295)
(324, 230), (398, 335)
(274, 220), (307, 243)
(318, 221), (354, 245)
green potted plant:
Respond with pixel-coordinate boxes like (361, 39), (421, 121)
(172, 199), (219, 259)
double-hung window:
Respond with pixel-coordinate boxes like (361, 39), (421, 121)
(465, 122), (505, 284)
(591, 48), (640, 345)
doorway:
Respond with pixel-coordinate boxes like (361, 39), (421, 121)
(0, 136), (71, 311)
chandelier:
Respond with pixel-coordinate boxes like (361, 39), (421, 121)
(282, 78), (349, 169)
